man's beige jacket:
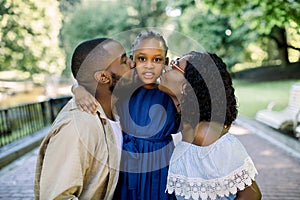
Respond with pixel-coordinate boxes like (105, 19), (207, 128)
(34, 99), (121, 200)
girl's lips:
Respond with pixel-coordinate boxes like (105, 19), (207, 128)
(143, 72), (155, 79)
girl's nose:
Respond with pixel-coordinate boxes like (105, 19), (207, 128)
(145, 61), (154, 69)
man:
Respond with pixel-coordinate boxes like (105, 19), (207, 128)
(34, 38), (131, 200)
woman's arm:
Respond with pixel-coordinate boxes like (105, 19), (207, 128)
(235, 181), (262, 200)
(72, 83), (98, 114)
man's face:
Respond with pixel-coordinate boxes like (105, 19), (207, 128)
(109, 72), (122, 92)
(104, 42), (132, 92)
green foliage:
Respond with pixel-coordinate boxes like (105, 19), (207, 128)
(0, 0), (65, 75)
(61, 1), (133, 76)
(57, 0), (81, 15)
(204, 0), (300, 33)
(177, 4), (252, 68)
(1, 0), (299, 78)
(60, 0), (171, 76)
(169, 0), (195, 11)
(203, 0), (300, 65)
(123, 0), (169, 27)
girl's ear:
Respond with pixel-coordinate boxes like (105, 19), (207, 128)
(94, 71), (110, 84)
(165, 57), (169, 66)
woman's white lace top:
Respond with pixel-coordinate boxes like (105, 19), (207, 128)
(166, 133), (258, 200)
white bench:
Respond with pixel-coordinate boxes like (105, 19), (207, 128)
(255, 82), (300, 138)
(294, 111), (300, 139)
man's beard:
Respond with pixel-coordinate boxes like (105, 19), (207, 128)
(110, 71), (139, 100)
(109, 72), (122, 92)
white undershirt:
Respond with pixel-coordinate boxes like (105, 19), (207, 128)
(107, 118), (123, 151)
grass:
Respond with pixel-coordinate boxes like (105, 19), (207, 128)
(233, 79), (300, 118)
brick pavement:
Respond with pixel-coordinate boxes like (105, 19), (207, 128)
(230, 125), (300, 200)
(0, 148), (37, 199)
(0, 121), (300, 199)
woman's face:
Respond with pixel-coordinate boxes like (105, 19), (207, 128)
(159, 56), (188, 98)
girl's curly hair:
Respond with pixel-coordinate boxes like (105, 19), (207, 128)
(180, 51), (237, 128)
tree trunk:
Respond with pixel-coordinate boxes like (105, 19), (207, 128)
(270, 26), (290, 66)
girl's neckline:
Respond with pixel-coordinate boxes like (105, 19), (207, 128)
(142, 83), (158, 89)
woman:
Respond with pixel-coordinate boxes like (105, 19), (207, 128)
(159, 51), (262, 200)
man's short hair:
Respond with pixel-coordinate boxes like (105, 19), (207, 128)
(71, 38), (118, 94)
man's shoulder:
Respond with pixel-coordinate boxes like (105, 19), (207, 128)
(55, 99), (98, 122)
(50, 100), (102, 136)
(45, 111), (105, 152)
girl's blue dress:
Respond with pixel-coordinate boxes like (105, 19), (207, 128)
(114, 86), (180, 200)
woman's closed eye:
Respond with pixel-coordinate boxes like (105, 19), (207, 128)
(121, 55), (127, 64)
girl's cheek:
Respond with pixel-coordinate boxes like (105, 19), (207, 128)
(135, 66), (143, 75)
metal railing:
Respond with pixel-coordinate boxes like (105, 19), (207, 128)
(0, 96), (72, 147)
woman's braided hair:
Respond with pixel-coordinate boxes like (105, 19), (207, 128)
(181, 51), (237, 128)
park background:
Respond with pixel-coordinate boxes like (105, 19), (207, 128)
(1, 1), (300, 199)
(1, 0), (300, 138)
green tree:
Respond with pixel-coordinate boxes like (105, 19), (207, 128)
(0, 0), (65, 75)
(177, 4), (252, 68)
(57, 0), (81, 15)
(163, 1), (253, 69)
(204, 0), (300, 65)
(60, 0), (170, 76)
(122, 0), (169, 28)
(61, 0), (132, 76)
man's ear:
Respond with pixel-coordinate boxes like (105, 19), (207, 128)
(165, 57), (169, 66)
(94, 71), (110, 84)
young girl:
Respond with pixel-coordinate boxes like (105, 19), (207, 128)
(73, 31), (179, 200)
(160, 51), (262, 200)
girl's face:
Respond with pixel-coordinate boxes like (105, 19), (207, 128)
(159, 56), (188, 98)
(134, 38), (167, 85)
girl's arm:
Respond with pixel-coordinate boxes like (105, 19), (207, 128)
(71, 83), (98, 114)
(235, 181), (262, 200)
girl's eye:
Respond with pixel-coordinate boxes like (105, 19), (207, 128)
(138, 56), (146, 62)
(153, 58), (163, 63)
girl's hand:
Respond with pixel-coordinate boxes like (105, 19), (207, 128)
(72, 84), (98, 115)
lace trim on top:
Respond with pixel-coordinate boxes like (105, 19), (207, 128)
(166, 157), (257, 200)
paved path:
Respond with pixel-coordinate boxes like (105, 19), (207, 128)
(0, 148), (37, 199)
(0, 120), (300, 199)
(230, 125), (300, 200)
